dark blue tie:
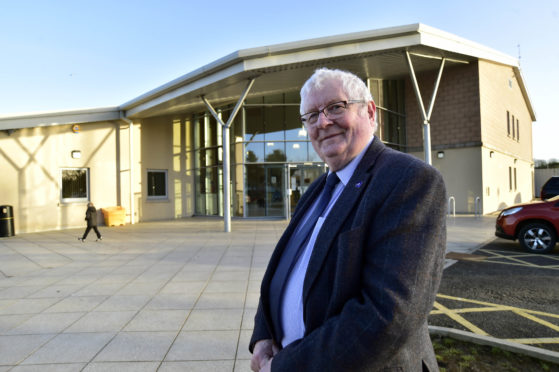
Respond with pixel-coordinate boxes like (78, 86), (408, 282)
(269, 172), (340, 340)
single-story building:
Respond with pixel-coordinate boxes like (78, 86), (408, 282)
(0, 23), (536, 234)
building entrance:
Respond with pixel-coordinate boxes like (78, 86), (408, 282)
(245, 163), (326, 218)
(288, 164), (327, 216)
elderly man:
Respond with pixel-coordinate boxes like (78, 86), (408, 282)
(250, 68), (446, 372)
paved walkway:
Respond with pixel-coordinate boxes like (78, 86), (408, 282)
(0, 216), (495, 371)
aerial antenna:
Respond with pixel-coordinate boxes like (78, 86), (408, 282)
(517, 43), (521, 67)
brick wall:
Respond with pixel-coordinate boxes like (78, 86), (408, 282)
(405, 62), (481, 150)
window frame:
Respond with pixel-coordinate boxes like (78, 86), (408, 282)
(147, 169), (169, 200)
(60, 167), (90, 203)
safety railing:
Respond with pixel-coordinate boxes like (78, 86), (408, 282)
(448, 196), (456, 217)
(474, 197), (482, 217)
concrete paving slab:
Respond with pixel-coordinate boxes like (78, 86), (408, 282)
(20, 332), (114, 364)
(10, 363), (86, 371)
(0, 216), (502, 370)
(158, 360), (234, 372)
(165, 330), (238, 361)
(183, 309), (243, 331)
(123, 309), (189, 332)
(93, 331), (176, 362)
(0, 334), (54, 365)
(44, 295), (108, 313)
(6, 312), (85, 335)
(82, 361), (159, 372)
(64, 311), (136, 333)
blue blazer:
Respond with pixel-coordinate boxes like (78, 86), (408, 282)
(250, 139), (447, 371)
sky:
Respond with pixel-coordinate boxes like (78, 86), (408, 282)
(0, 0), (557, 160)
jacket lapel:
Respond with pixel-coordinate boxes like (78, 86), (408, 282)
(303, 139), (387, 301)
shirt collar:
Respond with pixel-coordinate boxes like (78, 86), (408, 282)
(330, 135), (375, 187)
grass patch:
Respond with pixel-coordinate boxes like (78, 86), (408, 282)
(431, 334), (559, 372)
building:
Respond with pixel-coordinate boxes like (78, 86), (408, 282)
(0, 24), (536, 234)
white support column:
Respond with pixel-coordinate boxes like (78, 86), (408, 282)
(120, 113), (135, 224)
(202, 78), (256, 232)
(405, 51), (446, 165)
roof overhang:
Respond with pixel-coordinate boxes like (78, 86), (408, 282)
(119, 23), (534, 121)
(0, 107), (120, 131)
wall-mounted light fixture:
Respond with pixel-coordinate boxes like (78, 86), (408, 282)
(71, 150), (82, 159)
(489, 151), (494, 158)
(437, 151), (444, 159)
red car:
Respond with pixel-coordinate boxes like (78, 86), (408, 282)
(495, 195), (559, 253)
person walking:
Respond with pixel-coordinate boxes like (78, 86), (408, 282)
(78, 202), (102, 242)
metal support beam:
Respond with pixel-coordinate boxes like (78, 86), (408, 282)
(201, 78), (256, 232)
(405, 51), (446, 165)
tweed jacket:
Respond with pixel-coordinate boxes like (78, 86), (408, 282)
(250, 139), (447, 371)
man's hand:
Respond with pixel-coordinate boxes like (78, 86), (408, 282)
(250, 339), (278, 372)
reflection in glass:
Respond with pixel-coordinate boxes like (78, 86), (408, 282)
(245, 142), (264, 162)
(266, 166), (285, 217)
(245, 164), (266, 217)
(264, 106), (285, 141)
(265, 142), (286, 162)
(308, 143), (321, 162)
(286, 142), (307, 162)
(195, 166), (221, 216)
(285, 106), (305, 140)
(244, 107), (264, 141)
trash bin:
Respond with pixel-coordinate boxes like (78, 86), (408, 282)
(0, 205), (15, 237)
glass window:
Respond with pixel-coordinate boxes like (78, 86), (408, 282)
(286, 142), (308, 162)
(147, 170), (168, 199)
(285, 107), (307, 140)
(507, 111), (510, 136)
(245, 164), (266, 217)
(244, 107), (265, 142)
(195, 166), (221, 216)
(245, 142), (264, 162)
(265, 142), (286, 162)
(284, 91), (300, 104)
(308, 144), (321, 162)
(264, 106), (285, 141)
(61, 168), (89, 202)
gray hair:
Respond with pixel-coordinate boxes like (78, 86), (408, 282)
(300, 68), (374, 115)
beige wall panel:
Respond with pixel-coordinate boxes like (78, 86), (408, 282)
(411, 147), (482, 214)
(0, 122), (119, 233)
(138, 116), (193, 222)
(481, 148), (534, 213)
(479, 61), (533, 162)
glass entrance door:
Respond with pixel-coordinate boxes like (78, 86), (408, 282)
(266, 166), (286, 217)
(245, 164), (286, 217)
(288, 164), (327, 216)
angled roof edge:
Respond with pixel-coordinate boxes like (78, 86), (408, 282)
(0, 107), (120, 131)
(119, 23), (424, 111)
(120, 23), (530, 113)
(513, 67), (536, 121)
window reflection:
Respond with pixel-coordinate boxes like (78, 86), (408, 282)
(286, 142), (308, 162)
(245, 142), (264, 162)
(265, 142), (286, 162)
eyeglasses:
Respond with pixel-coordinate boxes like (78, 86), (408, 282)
(300, 100), (366, 126)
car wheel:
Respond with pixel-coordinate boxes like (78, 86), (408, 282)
(518, 223), (557, 253)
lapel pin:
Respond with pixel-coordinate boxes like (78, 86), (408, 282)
(355, 181), (363, 188)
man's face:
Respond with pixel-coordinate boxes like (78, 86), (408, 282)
(302, 79), (376, 171)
